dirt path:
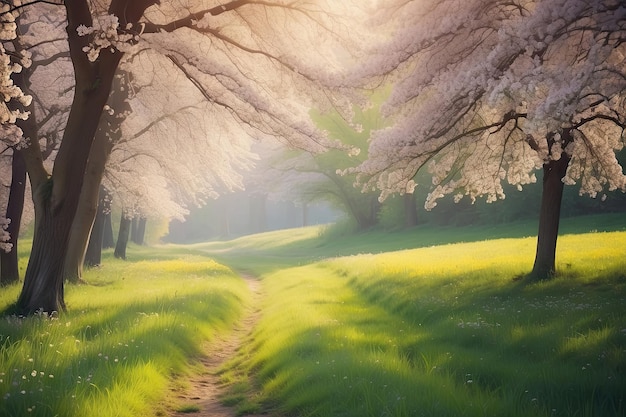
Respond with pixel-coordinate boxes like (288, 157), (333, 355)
(168, 274), (266, 417)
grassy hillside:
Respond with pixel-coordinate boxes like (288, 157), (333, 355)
(198, 216), (626, 417)
(1, 214), (624, 416)
(187, 212), (625, 272)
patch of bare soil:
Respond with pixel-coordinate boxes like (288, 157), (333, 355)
(168, 275), (267, 417)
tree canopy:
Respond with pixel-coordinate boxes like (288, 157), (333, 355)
(0, 0), (371, 312)
(349, 0), (625, 278)
(0, 0), (625, 310)
(356, 0), (625, 204)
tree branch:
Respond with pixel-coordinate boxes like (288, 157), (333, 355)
(140, 0), (304, 33)
(0, 0), (62, 16)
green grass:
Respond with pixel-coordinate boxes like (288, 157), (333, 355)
(190, 213), (626, 273)
(203, 216), (626, 417)
(0, 251), (250, 417)
(2, 214), (625, 417)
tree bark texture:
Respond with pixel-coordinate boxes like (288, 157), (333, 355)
(0, 151), (27, 285)
(114, 213), (131, 260)
(18, 183), (69, 313)
(63, 183), (99, 282)
(530, 153), (571, 280)
(17, 74), (116, 312)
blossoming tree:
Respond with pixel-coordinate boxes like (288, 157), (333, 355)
(356, 0), (626, 279)
(97, 59), (256, 262)
(2, 0), (366, 313)
(0, 3), (39, 285)
(0, 6), (70, 285)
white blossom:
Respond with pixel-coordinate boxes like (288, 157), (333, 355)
(77, 13), (139, 62)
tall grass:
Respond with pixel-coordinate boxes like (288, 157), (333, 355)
(0, 251), (249, 417)
(214, 226), (626, 417)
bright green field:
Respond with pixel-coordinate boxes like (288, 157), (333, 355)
(0, 214), (625, 417)
(0, 251), (249, 417)
(195, 216), (626, 417)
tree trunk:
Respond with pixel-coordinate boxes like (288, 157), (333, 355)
(103, 210), (115, 248)
(15, 0), (157, 314)
(403, 194), (418, 228)
(62, 182), (99, 283)
(131, 217), (139, 243)
(0, 151), (27, 285)
(84, 186), (107, 267)
(114, 212), (131, 260)
(135, 217), (147, 245)
(63, 134), (114, 281)
(17, 2), (120, 314)
(17, 77), (114, 311)
(18, 185), (69, 313)
(354, 196), (381, 231)
(63, 73), (128, 283)
(529, 153), (571, 280)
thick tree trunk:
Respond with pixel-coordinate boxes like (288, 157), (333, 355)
(114, 213), (131, 260)
(403, 194), (418, 228)
(63, 185), (99, 283)
(17, 2), (120, 314)
(0, 151), (27, 285)
(17, 90), (113, 312)
(18, 185), (70, 313)
(84, 187), (107, 267)
(16, 0), (157, 314)
(530, 154), (571, 280)
(63, 115), (116, 283)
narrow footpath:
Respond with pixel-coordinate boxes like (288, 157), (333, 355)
(168, 274), (266, 417)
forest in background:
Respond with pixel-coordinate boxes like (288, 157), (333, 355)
(165, 174), (626, 243)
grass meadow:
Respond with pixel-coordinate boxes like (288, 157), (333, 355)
(197, 215), (626, 417)
(0, 248), (250, 417)
(0, 214), (624, 417)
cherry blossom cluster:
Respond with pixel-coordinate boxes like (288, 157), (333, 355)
(1, 2), (34, 252)
(0, 5), (30, 147)
(77, 14), (140, 62)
